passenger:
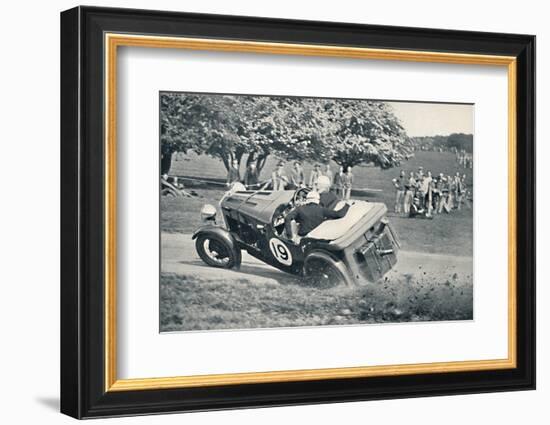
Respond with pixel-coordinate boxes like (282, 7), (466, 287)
(317, 175), (341, 210)
(284, 191), (350, 242)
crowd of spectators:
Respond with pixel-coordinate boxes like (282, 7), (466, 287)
(227, 160), (355, 200)
(393, 166), (469, 219)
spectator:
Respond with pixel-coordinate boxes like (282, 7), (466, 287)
(409, 197), (424, 218)
(290, 161), (305, 189)
(424, 171), (433, 211)
(333, 165), (345, 197)
(226, 158), (241, 186)
(409, 197), (433, 219)
(437, 176), (448, 213)
(404, 171), (416, 214)
(243, 162), (260, 189)
(427, 174), (435, 214)
(415, 166), (424, 181)
(417, 174), (427, 209)
(392, 170), (406, 213)
(432, 173), (445, 215)
(446, 174), (455, 211)
(271, 161), (288, 190)
(454, 172), (463, 210)
(342, 166), (354, 200)
(309, 163), (322, 191)
(461, 174), (471, 209)
(323, 163), (334, 188)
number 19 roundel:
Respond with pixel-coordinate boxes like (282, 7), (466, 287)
(269, 238), (293, 266)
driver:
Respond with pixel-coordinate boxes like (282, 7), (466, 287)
(284, 191), (350, 242)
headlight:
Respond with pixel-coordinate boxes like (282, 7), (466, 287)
(200, 204), (217, 221)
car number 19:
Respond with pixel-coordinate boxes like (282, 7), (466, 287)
(269, 238), (293, 266)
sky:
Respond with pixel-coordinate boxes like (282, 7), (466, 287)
(387, 101), (474, 137)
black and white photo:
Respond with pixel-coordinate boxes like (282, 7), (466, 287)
(159, 92), (474, 332)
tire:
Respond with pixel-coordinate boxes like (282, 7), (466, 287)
(195, 234), (240, 269)
(303, 251), (353, 288)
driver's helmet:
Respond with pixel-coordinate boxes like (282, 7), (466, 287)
(305, 191), (320, 204)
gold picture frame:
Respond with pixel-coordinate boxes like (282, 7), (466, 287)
(104, 33), (517, 392)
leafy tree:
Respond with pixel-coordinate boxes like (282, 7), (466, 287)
(323, 100), (411, 169)
(160, 93), (247, 173)
(160, 93), (410, 175)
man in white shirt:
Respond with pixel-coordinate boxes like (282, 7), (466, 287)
(418, 173), (430, 209)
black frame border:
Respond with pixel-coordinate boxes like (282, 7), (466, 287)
(60, 6), (535, 419)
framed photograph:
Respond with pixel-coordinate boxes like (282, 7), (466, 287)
(60, 6), (535, 419)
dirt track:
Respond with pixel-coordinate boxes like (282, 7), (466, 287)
(161, 232), (472, 285)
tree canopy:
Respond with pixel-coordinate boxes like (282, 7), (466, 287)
(160, 92), (411, 174)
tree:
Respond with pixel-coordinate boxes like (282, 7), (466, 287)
(246, 97), (410, 169)
(262, 97), (336, 164)
(323, 100), (411, 169)
(160, 93), (276, 173)
(160, 93), (410, 175)
(160, 93), (204, 174)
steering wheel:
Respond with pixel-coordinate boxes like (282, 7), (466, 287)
(293, 187), (311, 205)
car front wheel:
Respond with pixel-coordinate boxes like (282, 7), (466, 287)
(195, 234), (240, 269)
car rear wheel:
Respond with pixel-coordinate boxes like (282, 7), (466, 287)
(196, 234), (240, 269)
(303, 251), (353, 288)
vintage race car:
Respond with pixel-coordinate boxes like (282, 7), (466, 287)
(192, 187), (400, 287)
